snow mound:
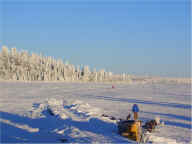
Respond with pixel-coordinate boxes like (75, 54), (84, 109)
(27, 98), (125, 143)
(45, 98), (102, 120)
(65, 100), (101, 117)
(26, 98), (186, 143)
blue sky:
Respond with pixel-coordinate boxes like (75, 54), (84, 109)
(0, 0), (190, 77)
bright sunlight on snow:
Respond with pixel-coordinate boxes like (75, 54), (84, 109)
(0, 81), (191, 143)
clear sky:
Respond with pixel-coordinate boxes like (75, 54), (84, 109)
(0, 0), (190, 78)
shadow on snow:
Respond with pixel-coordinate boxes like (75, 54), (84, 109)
(85, 95), (192, 109)
(140, 111), (191, 129)
(0, 111), (129, 143)
(141, 111), (191, 122)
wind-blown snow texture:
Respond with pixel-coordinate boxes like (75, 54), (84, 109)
(0, 81), (191, 143)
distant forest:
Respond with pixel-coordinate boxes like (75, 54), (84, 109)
(0, 46), (132, 82)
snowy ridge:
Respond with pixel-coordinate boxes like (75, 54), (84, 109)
(26, 98), (186, 143)
(28, 98), (127, 143)
(46, 98), (101, 120)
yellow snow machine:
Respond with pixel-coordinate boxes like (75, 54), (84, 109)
(118, 104), (142, 142)
(117, 104), (160, 143)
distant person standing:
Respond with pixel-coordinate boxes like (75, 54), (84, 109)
(132, 104), (139, 120)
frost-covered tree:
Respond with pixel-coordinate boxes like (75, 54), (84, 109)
(0, 46), (9, 79)
(0, 46), (132, 83)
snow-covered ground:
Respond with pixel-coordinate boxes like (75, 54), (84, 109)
(0, 81), (191, 143)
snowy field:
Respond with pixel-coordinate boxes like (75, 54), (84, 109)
(0, 81), (191, 143)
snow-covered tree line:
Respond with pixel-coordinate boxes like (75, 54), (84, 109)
(0, 46), (132, 83)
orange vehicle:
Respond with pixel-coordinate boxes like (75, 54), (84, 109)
(118, 104), (142, 142)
